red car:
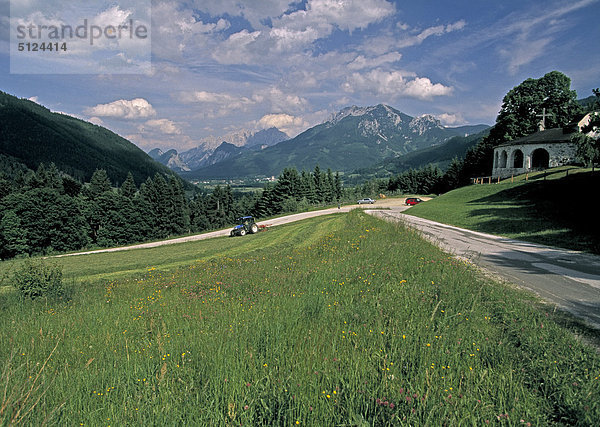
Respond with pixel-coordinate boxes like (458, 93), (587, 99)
(405, 197), (423, 206)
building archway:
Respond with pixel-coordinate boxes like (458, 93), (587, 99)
(494, 151), (499, 168)
(531, 148), (550, 169)
(512, 149), (524, 168)
(500, 150), (508, 168)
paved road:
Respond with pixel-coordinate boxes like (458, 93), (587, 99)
(369, 207), (600, 330)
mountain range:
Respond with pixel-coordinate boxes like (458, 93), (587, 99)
(149, 127), (289, 173)
(0, 91), (490, 186)
(182, 104), (489, 180)
(0, 91), (178, 186)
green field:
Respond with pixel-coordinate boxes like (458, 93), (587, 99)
(407, 167), (600, 254)
(1, 211), (599, 425)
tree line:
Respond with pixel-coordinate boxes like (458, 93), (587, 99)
(0, 163), (347, 260)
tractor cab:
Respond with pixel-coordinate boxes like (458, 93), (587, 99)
(230, 216), (259, 237)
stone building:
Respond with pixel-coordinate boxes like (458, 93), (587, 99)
(492, 112), (598, 179)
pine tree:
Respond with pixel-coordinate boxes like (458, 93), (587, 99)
(88, 169), (112, 199)
(300, 170), (316, 203)
(46, 163), (64, 192)
(120, 172), (137, 199)
(166, 177), (188, 235)
(324, 169), (335, 203)
(313, 165), (324, 203)
(62, 176), (82, 197)
(334, 172), (342, 201)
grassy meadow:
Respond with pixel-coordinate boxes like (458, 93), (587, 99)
(408, 167), (600, 254)
(1, 210), (599, 425)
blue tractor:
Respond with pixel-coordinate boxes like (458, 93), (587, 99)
(230, 216), (259, 237)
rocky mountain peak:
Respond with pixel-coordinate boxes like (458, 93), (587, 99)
(328, 104), (408, 127)
(409, 114), (444, 135)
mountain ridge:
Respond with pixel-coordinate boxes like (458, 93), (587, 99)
(150, 127), (289, 172)
(0, 91), (178, 186)
(184, 104), (489, 180)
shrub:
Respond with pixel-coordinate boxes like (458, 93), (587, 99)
(13, 259), (65, 299)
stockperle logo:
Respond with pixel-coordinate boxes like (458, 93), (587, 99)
(10, 0), (151, 74)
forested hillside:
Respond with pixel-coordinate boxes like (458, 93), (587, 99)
(0, 91), (177, 185)
(0, 162), (347, 260)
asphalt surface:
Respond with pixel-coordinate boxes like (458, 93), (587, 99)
(369, 206), (600, 330)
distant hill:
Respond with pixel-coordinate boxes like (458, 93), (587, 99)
(185, 104), (489, 179)
(347, 129), (489, 183)
(148, 148), (191, 173)
(150, 127), (289, 173)
(0, 91), (178, 185)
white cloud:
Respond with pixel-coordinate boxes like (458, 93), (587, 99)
(88, 116), (105, 126)
(437, 113), (465, 126)
(212, 0), (396, 65)
(348, 52), (402, 70)
(177, 87), (308, 119)
(397, 20), (466, 48)
(85, 98), (157, 119)
(178, 90), (258, 113)
(266, 87), (309, 113)
(28, 96), (39, 103)
(278, 0), (396, 34)
(152, 2), (230, 62)
(139, 119), (182, 135)
(269, 27), (321, 52)
(212, 29), (263, 64)
(342, 69), (453, 100)
(189, 0), (292, 29)
(258, 113), (308, 136)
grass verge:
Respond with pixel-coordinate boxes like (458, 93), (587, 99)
(1, 211), (599, 425)
(407, 167), (600, 254)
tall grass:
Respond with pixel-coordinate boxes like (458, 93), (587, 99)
(1, 211), (599, 425)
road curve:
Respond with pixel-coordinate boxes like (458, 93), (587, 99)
(369, 207), (600, 330)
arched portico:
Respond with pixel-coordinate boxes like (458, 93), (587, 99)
(511, 149), (524, 168)
(531, 148), (550, 169)
(499, 150), (507, 168)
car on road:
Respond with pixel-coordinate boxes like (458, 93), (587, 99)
(357, 198), (375, 204)
(405, 197), (423, 206)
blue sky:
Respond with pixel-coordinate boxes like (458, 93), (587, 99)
(1, 0), (599, 152)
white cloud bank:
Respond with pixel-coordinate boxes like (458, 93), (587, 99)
(85, 98), (157, 119)
(258, 113), (307, 137)
(139, 119), (182, 135)
(342, 69), (453, 100)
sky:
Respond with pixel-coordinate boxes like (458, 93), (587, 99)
(1, 0), (599, 153)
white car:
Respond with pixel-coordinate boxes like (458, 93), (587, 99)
(357, 198), (375, 204)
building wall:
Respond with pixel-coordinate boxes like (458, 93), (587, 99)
(492, 143), (577, 178)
